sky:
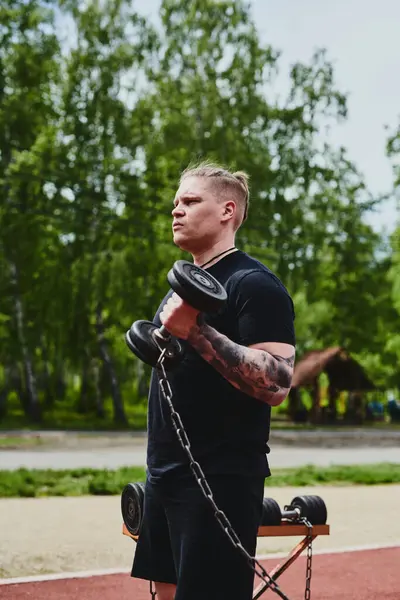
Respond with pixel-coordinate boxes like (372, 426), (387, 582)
(136, 0), (400, 234)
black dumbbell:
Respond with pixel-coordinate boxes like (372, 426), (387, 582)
(125, 260), (227, 369)
(121, 481), (145, 536)
(261, 497), (282, 526)
(287, 495), (327, 525)
(261, 495), (327, 526)
(126, 320), (184, 370)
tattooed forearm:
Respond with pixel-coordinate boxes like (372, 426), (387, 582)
(187, 319), (294, 406)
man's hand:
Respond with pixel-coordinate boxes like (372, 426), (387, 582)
(159, 292), (200, 340)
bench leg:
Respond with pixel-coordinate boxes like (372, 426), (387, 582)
(252, 535), (317, 599)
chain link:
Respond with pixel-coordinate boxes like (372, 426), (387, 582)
(149, 580), (157, 599)
(155, 356), (291, 600)
(301, 518), (313, 600)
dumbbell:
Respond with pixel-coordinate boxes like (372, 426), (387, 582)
(261, 495), (328, 526)
(121, 485), (329, 536)
(121, 481), (145, 536)
(125, 260), (227, 369)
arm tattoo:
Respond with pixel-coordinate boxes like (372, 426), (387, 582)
(187, 318), (294, 406)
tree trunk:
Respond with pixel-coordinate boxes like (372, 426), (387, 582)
(288, 386), (308, 423)
(95, 303), (127, 425)
(10, 261), (41, 422)
(92, 360), (105, 418)
(10, 364), (28, 412)
(0, 368), (8, 419)
(55, 365), (66, 401)
(328, 384), (338, 424)
(288, 386), (298, 421)
(78, 352), (90, 413)
(40, 338), (54, 407)
(309, 377), (322, 424)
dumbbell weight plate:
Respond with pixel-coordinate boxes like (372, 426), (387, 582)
(309, 495), (328, 525)
(305, 495), (327, 525)
(261, 497), (282, 526)
(125, 320), (183, 369)
(125, 324), (153, 365)
(289, 495), (327, 525)
(121, 482), (145, 536)
(167, 260), (227, 313)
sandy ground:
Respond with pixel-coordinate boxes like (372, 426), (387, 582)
(1, 485), (399, 579)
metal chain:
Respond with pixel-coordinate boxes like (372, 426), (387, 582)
(154, 353), (291, 600)
(301, 518), (313, 600)
(149, 580), (157, 599)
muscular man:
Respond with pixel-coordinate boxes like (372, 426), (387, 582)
(131, 162), (295, 600)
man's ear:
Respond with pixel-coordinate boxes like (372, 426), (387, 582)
(222, 200), (236, 221)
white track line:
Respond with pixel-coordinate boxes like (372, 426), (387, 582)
(0, 568), (130, 586)
(1, 542), (398, 586)
(257, 541), (400, 561)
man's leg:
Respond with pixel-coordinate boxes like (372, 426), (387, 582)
(131, 478), (177, 590)
(164, 474), (265, 600)
(154, 582), (177, 600)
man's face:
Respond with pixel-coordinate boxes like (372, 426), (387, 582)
(171, 177), (225, 252)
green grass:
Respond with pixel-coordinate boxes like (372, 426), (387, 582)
(266, 463), (400, 486)
(2, 388), (399, 433)
(0, 466), (147, 498)
(1, 463), (399, 498)
(0, 436), (45, 448)
(0, 395), (148, 432)
(2, 410), (399, 433)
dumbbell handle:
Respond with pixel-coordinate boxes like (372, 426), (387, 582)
(153, 325), (171, 343)
(282, 507), (301, 521)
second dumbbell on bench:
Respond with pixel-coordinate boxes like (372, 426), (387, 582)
(261, 495), (327, 526)
(125, 260), (227, 369)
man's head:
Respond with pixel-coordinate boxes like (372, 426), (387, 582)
(171, 161), (250, 253)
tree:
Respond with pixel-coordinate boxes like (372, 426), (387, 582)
(384, 124), (400, 390)
(50, 0), (159, 423)
(0, 0), (61, 421)
(141, 0), (385, 352)
(0, 0), (395, 427)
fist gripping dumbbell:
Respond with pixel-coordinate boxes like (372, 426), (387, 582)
(125, 260), (227, 369)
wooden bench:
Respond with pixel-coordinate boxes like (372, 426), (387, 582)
(122, 521), (330, 598)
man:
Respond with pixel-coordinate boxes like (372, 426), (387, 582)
(131, 162), (296, 600)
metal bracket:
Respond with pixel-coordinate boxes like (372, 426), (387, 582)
(252, 524), (329, 598)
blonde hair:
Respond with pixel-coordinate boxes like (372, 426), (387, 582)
(180, 161), (250, 229)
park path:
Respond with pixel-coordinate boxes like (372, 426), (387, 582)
(1, 437), (400, 470)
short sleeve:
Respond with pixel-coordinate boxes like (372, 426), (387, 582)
(232, 271), (295, 347)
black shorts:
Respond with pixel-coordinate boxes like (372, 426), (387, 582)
(131, 472), (265, 600)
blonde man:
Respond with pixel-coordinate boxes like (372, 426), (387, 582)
(131, 162), (296, 600)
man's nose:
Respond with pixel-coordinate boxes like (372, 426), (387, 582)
(172, 204), (185, 217)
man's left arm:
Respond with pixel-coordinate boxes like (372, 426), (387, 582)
(187, 318), (294, 407)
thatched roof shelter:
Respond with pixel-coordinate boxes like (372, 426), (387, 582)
(292, 346), (375, 392)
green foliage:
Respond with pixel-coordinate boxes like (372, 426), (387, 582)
(0, 466), (146, 497)
(1, 463), (399, 497)
(0, 435), (43, 448)
(0, 391), (148, 430)
(266, 463), (400, 486)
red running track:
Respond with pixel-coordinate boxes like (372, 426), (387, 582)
(1, 547), (399, 600)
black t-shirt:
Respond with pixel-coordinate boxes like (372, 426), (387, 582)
(146, 250), (295, 482)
